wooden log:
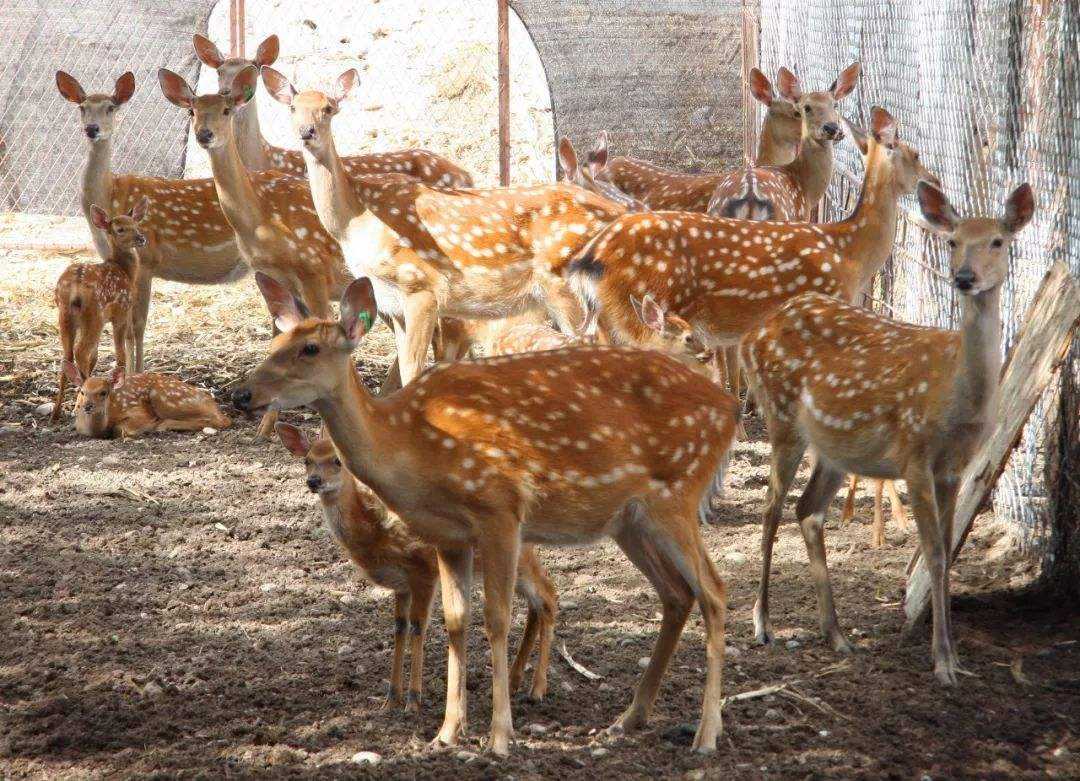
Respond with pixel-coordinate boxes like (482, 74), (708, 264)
(903, 261), (1080, 632)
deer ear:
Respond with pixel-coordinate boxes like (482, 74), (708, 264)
(129, 196), (150, 223)
(749, 67), (774, 106)
(776, 67), (801, 102)
(56, 71), (87, 104)
(192, 34), (226, 68)
(63, 359), (84, 386)
(158, 68), (195, 109)
(870, 106), (898, 148)
(842, 116), (869, 155)
(111, 368), (126, 390)
(334, 69), (359, 102)
(638, 294), (666, 333)
(275, 422), (311, 458)
(587, 132), (609, 178)
(231, 66), (259, 109)
(260, 66), (295, 106)
(340, 277), (378, 345)
(917, 182), (960, 235)
(112, 72), (135, 105)
(1001, 183), (1035, 234)
(90, 205), (110, 231)
(557, 137), (578, 181)
(255, 272), (307, 332)
(254, 34), (280, 67)
(829, 62), (861, 100)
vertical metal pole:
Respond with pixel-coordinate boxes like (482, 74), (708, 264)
(229, 0), (246, 58)
(497, 0), (511, 186)
(740, 0), (759, 165)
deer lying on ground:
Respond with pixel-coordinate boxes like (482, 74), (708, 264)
(260, 66), (623, 387)
(56, 71), (243, 371)
(276, 423), (558, 708)
(193, 33), (472, 186)
(65, 362), (231, 439)
(741, 182), (1035, 685)
(234, 273), (736, 756)
(52, 198), (148, 423)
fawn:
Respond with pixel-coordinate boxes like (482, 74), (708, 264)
(66, 363), (231, 439)
(234, 272), (736, 756)
(52, 198), (148, 423)
(740, 181), (1035, 685)
(276, 423), (558, 707)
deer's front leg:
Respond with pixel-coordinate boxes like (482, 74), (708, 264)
(400, 291), (437, 386)
(433, 547), (472, 748)
(130, 269), (153, 372)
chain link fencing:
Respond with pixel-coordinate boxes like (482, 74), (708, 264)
(751, 0), (1079, 565)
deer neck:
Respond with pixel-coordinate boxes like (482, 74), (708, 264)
(106, 244), (139, 280)
(756, 121), (796, 167)
(82, 139), (114, 258)
(232, 102), (273, 170)
(301, 134), (366, 240)
(206, 132), (267, 238)
(836, 145), (900, 294)
(312, 367), (392, 491)
(951, 286), (1003, 424)
(781, 137), (833, 205)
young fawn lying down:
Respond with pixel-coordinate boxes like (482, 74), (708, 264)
(275, 423), (558, 708)
(65, 362), (231, 439)
(52, 198), (148, 423)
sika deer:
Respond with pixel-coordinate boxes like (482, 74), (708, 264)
(66, 363), (231, 439)
(192, 33), (472, 186)
(234, 273), (736, 755)
(558, 135), (648, 212)
(52, 198), (148, 423)
(740, 182), (1035, 685)
(276, 423), (558, 707)
(55, 70), (243, 371)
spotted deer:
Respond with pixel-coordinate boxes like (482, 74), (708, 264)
(65, 363), (231, 439)
(567, 107), (939, 368)
(260, 66), (624, 386)
(55, 70), (243, 371)
(276, 423), (558, 708)
(192, 33), (473, 186)
(601, 68), (803, 209)
(557, 134), (648, 212)
(741, 182), (1035, 685)
(52, 198), (148, 423)
(234, 273), (736, 756)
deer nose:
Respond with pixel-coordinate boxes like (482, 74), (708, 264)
(954, 268), (976, 292)
(306, 475), (323, 492)
(299, 126), (316, 141)
(231, 388), (252, 410)
(85, 124), (100, 139)
(822, 122), (841, 139)
(196, 128), (214, 145)
(83, 403), (94, 413)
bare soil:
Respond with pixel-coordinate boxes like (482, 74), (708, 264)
(2, 238), (1078, 779)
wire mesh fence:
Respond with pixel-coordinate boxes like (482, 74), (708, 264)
(751, 0), (1079, 554)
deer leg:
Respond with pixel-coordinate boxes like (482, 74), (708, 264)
(753, 432), (806, 645)
(510, 546), (557, 701)
(400, 291), (438, 386)
(902, 464), (957, 685)
(52, 311), (75, 423)
(111, 315), (131, 378)
(887, 480), (910, 530)
(405, 575), (436, 713)
(795, 462), (851, 653)
(130, 270), (153, 372)
(256, 319), (282, 439)
(477, 521), (521, 757)
(840, 474), (858, 526)
(386, 591), (409, 706)
(871, 480), (887, 548)
(432, 547), (473, 748)
(378, 314), (404, 396)
(688, 535), (727, 754)
(934, 475), (961, 674)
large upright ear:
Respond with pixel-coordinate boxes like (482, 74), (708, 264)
(90, 205), (110, 231)
(637, 294), (666, 333)
(63, 359), (84, 386)
(255, 272), (308, 332)
(870, 106), (898, 149)
(917, 182), (960, 235)
(842, 116), (869, 155)
(748, 67), (774, 106)
(830, 62), (861, 100)
(56, 71), (86, 104)
(230, 65), (260, 109)
(158, 68), (195, 109)
(275, 422), (311, 458)
(1001, 183), (1035, 234)
(587, 132), (609, 178)
(260, 66), (295, 106)
(776, 66), (801, 102)
(557, 137), (579, 181)
(112, 72), (135, 105)
(129, 195), (150, 223)
(192, 34), (226, 69)
(334, 68), (359, 102)
(339, 277), (378, 345)
(254, 34), (280, 67)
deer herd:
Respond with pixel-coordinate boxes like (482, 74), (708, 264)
(46, 33), (1034, 757)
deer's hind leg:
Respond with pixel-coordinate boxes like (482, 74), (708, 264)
(52, 309), (76, 423)
(405, 572), (436, 712)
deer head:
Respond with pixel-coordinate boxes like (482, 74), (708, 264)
(851, 107), (941, 195)
(631, 294), (708, 355)
(193, 33), (279, 103)
(56, 70), (135, 143)
(65, 361), (124, 437)
(749, 67), (802, 148)
(918, 182), (1034, 296)
(260, 66), (357, 157)
(158, 66), (258, 150)
(89, 196), (149, 250)
(776, 62), (860, 146)
(276, 423), (345, 498)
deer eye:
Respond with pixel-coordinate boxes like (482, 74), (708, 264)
(223, 106), (231, 116)
(947, 239), (957, 248)
(804, 106), (812, 115)
(301, 343), (319, 356)
(188, 109), (194, 117)
(333, 458), (341, 467)
(991, 238), (1003, 248)
(107, 105), (115, 113)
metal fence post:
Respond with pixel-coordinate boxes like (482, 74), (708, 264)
(498, 0), (510, 186)
(229, 0), (246, 58)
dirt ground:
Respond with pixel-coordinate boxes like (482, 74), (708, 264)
(2, 235), (1078, 780)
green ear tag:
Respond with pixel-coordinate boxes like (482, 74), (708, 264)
(358, 311), (373, 332)
(243, 85), (255, 102)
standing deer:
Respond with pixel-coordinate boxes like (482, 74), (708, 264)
(259, 67), (623, 387)
(191, 33), (473, 186)
(65, 363), (231, 439)
(55, 70), (243, 371)
(276, 423), (558, 708)
(740, 182), (1035, 685)
(52, 198), (148, 423)
(234, 273), (736, 756)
